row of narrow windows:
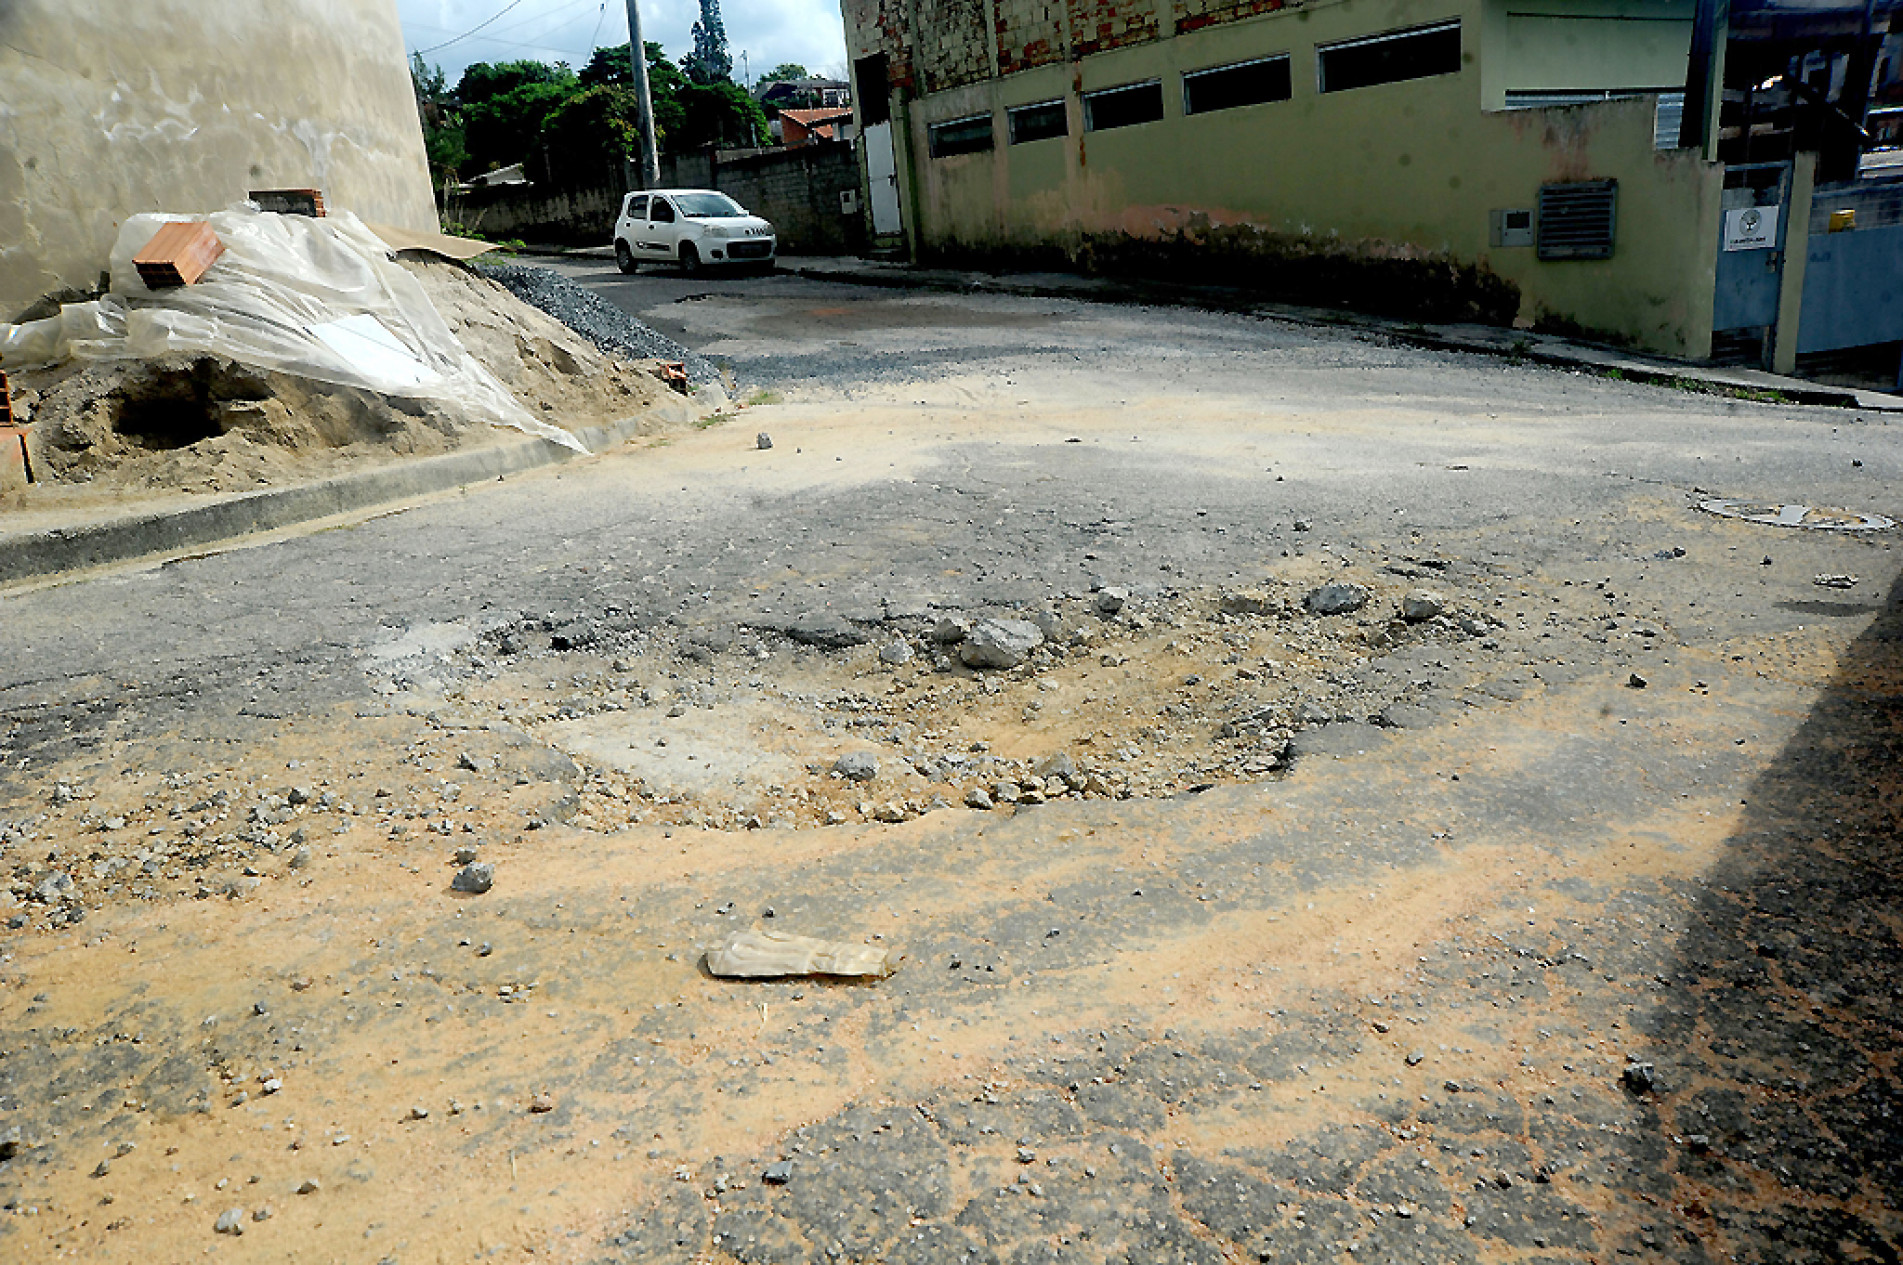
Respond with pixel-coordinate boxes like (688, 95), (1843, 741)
(929, 18), (1461, 158)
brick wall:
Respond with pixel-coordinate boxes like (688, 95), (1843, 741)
(683, 145), (867, 254)
(847, 0), (1308, 104)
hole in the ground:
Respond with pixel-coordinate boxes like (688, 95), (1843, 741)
(112, 392), (225, 450)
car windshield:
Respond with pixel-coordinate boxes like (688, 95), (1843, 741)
(674, 192), (748, 219)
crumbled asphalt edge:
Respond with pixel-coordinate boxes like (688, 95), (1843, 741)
(476, 263), (725, 388)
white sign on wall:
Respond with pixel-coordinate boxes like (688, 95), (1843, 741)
(1723, 205), (1780, 251)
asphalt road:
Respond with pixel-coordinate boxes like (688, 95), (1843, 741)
(1, 266), (1900, 1263)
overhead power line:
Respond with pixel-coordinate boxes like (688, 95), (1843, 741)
(413, 0), (536, 56)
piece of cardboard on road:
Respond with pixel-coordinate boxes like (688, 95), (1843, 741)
(365, 223), (499, 262)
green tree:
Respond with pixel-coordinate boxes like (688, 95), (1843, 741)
(457, 60), (578, 173)
(541, 84), (640, 184)
(411, 54), (467, 184)
(682, 0), (733, 84)
(756, 62), (809, 87)
(672, 80), (767, 149)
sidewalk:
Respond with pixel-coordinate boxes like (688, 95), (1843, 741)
(775, 254), (1903, 413)
(0, 392), (715, 590)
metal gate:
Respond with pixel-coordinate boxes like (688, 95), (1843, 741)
(1712, 162), (1792, 349)
(1798, 177), (1903, 361)
(862, 122), (902, 237)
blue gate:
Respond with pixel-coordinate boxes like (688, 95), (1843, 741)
(1712, 162), (1792, 340)
(1798, 176), (1903, 357)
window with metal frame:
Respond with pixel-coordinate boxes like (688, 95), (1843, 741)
(625, 194), (648, 219)
(1183, 54), (1292, 116)
(1318, 19), (1461, 94)
(1537, 180), (1618, 260)
(929, 113), (994, 158)
(1084, 80), (1164, 132)
(1009, 99), (1069, 144)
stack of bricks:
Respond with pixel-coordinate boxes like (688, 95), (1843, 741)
(0, 370), (32, 491)
(132, 221), (225, 288)
(249, 188), (327, 217)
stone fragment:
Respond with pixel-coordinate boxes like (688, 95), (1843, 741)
(931, 616), (970, 644)
(959, 619), (1043, 668)
(1094, 588), (1127, 615)
(1219, 589), (1273, 616)
(1304, 583), (1369, 616)
(1621, 1061), (1659, 1094)
(1034, 753), (1078, 788)
(963, 787), (993, 810)
(878, 640), (914, 666)
(1399, 590), (1447, 622)
(214, 1208), (245, 1235)
(763, 1160), (793, 1184)
(833, 753), (879, 782)
(756, 432), (773, 450)
(451, 862), (494, 894)
(785, 613), (869, 650)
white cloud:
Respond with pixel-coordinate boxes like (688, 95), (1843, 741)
(397, 0), (847, 84)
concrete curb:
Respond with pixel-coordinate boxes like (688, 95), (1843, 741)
(0, 393), (718, 589)
(790, 261), (1903, 413)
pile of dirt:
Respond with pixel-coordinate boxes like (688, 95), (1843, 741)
(6, 257), (690, 498)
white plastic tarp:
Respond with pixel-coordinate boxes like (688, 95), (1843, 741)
(0, 208), (582, 451)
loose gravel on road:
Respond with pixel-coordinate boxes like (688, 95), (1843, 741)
(477, 262), (724, 387)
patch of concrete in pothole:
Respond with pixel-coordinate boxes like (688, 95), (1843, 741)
(545, 701), (808, 800)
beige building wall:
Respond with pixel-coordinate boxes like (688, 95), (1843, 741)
(847, 0), (1722, 356)
(0, 0), (436, 319)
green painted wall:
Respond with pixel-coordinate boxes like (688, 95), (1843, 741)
(1480, 0), (1694, 105)
(903, 0), (1721, 356)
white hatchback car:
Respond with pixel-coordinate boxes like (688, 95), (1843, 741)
(612, 189), (777, 274)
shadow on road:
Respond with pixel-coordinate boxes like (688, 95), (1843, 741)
(1633, 568), (1903, 1261)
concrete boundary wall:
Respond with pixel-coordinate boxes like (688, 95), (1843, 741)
(446, 146), (865, 254)
(0, 0), (435, 320)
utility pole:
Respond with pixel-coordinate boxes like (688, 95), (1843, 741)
(625, 0), (660, 187)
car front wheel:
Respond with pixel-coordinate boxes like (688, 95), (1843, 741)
(679, 242), (702, 275)
(614, 240), (637, 274)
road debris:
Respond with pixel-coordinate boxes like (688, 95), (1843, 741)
(705, 928), (901, 979)
(1814, 573), (1860, 589)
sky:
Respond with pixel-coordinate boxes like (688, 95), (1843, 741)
(397, 0), (849, 88)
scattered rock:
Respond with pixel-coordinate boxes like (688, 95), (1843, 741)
(878, 640), (914, 666)
(931, 615), (971, 644)
(529, 1092), (555, 1114)
(29, 871), (73, 904)
(295, 1179), (320, 1195)
(833, 753), (879, 782)
(756, 432), (773, 450)
(453, 845), (481, 864)
(784, 613), (869, 650)
(214, 1208), (245, 1236)
(960, 619), (1044, 669)
(963, 787), (993, 810)
(1405, 1050), (1425, 1066)
(1627, 673), (1648, 689)
(1034, 753), (1079, 787)
(1622, 1061), (1659, 1094)
(1814, 574), (1859, 589)
(1218, 589), (1272, 616)
(451, 862), (494, 894)
(1094, 588), (1127, 615)
(1399, 590), (1447, 622)
(763, 1160), (793, 1184)
(1304, 583), (1369, 616)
